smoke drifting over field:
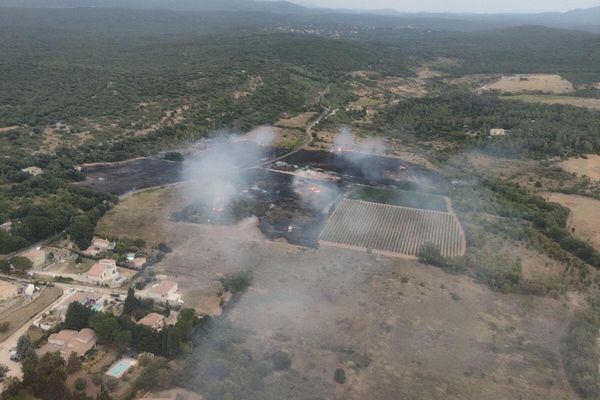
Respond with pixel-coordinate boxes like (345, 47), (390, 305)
(333, 126), (388, 181)
(183, 128), (275, 212)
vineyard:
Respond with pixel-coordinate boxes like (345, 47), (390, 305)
(319, 199), (466, 258)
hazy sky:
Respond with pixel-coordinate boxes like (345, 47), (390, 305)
(297, 0), (600, 13)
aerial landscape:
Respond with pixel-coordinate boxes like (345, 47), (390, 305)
(1, 0), (600, 399)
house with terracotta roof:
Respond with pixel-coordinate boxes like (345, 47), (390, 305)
(86, 259), (120, 285)
(137, 313), (165, 331)
(131, 257), (147, 270)
(137, 280), (181, 304)
(39, 328), (96, 358)
(84, 237), (116, 256)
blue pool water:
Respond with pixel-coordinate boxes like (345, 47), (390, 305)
(106, 358), (136, 378)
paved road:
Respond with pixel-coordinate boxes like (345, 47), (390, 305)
(256, 107), (332, 168)
(0, 288), (73, 386)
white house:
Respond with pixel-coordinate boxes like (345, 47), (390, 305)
(137, 280), (181, 304)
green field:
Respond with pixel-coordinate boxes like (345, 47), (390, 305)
(349, 187), (448, 212)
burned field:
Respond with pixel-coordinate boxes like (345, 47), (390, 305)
(83, 139), (448, 249)
(277, 148), (444, 188)
(79, 158), (183, 195)
(171, 168), (342, 248)
(78, 141), (441, 195)
(320, 199), (466, 258)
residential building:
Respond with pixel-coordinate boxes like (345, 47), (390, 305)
(84, 237), (116, 256)
(489, 128), (507, 137)
(24, 284), (36, 297)
(132, 257), (146, 270)
(21, 166), (43, 176)
(86, 259), (120, 284)
(40, 328), (96, 358)
(137, 313), (165, 331)
(137, 280), (182, 304)
(22, 248), (46, 268)
(0, 221), (12, 232)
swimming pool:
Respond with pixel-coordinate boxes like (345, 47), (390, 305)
(105, 358), (138, 379)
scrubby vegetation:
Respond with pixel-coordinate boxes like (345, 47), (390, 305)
(561, 298), (600, 399)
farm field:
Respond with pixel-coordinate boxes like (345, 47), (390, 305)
(0, 286), (62, 343)
(545, 192), (600, 251)
(319, 199), (465, 258)
(500, 94), (600, 110)
(559, 155), (600, 181)
(349, 187), (448, 211)
(480, 74), (573, 93)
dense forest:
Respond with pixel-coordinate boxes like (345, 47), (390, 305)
(378, 91), (600, 158)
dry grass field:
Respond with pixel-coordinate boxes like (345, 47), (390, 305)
(501, 94), (600, 110)
(320, 199), (465, 258)
(559, 155), (600, 181)
(480, 74), (573, 94)
(545, 192), (600, 251)
(95, 183), (577, 399)
(274, 112), (316, 129)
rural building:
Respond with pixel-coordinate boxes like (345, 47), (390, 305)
(22, 248), (46, 268)
(0, 280), (18, 301)
(86, 259), (120, 284)
(85, 237), (116, 256)
(39, 328), (96, 358)
(21, 166), (43, 176)
(24, 284), (36, 297)
(0, 221), (12, 231)
(132, 257), (146, 269)
(138, 280), (181, 304)
(137, 312), (165, 331)
(489, 128), (507, 137)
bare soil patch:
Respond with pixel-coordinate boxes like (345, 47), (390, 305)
(0, 126), (19, 133)
(481, 74), (573, 94)
(559, 155), (600, 181)
(545, 192), (600, 251)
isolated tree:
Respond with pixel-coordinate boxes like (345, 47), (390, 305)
(272, 351), (292, 371)
(334, 368), (347, 384)
(67, 351), (82, 374)
(10, 256), (33, 273)
(96, 386), (113, 400)
(16, 335), (37, 362)
(123, 287), (139, 314)
(74, 377), (87, 391)
(0, 363), (8, 379)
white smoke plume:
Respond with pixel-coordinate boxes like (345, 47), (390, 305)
(183, 130), (275, 213)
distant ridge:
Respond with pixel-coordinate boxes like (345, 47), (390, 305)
(1, 0), (600, 33)
(0, 0), (310, 14)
